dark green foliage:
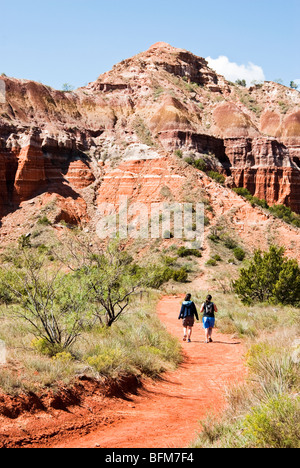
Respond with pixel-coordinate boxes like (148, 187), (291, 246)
(233, 187), (253, 198)
(184, 156), (208, 172)
(235, 79), (247, 87)
(38, 216), (51, 226)
(268, 204), (300, 228)
(207, 171), (226, 184)
(146, 263), (188, 287)
(18, 234), (32, 249)
(233, 187), (267, 208)
(145, 265), (174, 289)
(206, 258), (217, 266)
(208, 233), (220, 243)
(172, 267), (188, 283)
(193, 159), (208, 171)
(251, 197), (269, 209)
(223, 236), (238, 250)
(233, 188), (300, 227)
(233, 247), (246, 261)
(174, 149), (183, 158)
(233, 245), (300, 306)
(177, 247), (202, 258)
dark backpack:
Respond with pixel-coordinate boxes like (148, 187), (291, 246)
(203, 302), (215, 317)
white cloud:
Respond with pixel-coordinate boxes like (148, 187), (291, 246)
(206, 55), (265, 86)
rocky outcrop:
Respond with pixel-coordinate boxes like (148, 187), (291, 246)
(0, 41), (299, 225)
(13, 133), (46, 203)
(0, 127), (95, 221)
(223, 137), (300, 212)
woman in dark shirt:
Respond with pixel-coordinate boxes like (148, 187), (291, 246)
(178, 294), (199, 343)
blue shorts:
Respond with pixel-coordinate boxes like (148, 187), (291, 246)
(203, 317), (215, 329)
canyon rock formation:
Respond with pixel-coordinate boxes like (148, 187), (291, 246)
(0, 42), (299, 253)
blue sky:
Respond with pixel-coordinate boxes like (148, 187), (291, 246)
(0, 0), (299, 89)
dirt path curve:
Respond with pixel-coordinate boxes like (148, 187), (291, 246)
(53, 296), (246, 449)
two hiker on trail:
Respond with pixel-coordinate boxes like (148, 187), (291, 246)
(178, 294), (218, 343)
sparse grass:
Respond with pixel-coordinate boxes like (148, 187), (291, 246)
(67, 291), (183, 380)
(0, 291), (182, 395)
(190, 289), (300, 448)
(133, 116), (155, 146)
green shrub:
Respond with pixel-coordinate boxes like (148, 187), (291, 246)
(38, 216), (51, 226)
(31, 338), (64, 357)
(146, 264), (188, 287)
(233, 247), (246, 261)
(233, 188), (300, 227)
(177, 247), (202, 258)
(184, 156), (208, 172)
(233, 245), (300, 306)
(172, 267), (188, 282)
(212, 254), (222, 262)
(206, 258), (217, 266)
(223, 236), (238, 250)
(207, 171), (226, 184)
(269, 204), (300, 227)
(174, 149), (183, 158)
(243, 395), (300, 448)
(193, 159), (207, 171)
(251, 197), (269, 209)
(86, 348), (126, 377)
(233, 187), (253, 199)
(208, 233), (220, 243)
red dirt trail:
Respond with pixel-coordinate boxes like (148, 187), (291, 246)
(51, 296), (246, 448)
(0, 296), (246, 448)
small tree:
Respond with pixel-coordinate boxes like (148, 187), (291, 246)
(290, 81), (299, 90)
(233, 245), (300, 306)
(75, 239), (143, 327)
(0, 248), (90, 352)
(235, 79), (247, 87)
(62, 83), (74, 92)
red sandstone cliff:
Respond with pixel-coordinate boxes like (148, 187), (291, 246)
(0, 42), (299, 245)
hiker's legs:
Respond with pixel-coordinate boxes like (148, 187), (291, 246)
(205, 328), (209, 342)
(208, 327), (213, 339)
(187, 326), (192, 340)
(183, 327), (187, 340)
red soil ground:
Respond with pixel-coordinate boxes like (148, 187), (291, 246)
(0, 296), (246, 448)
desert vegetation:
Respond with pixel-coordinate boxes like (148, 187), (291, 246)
(0, 220), (299, 449)
(233, 188), (300, 227)
(0, 231), (186, 395)
(190, 245), (300, 448)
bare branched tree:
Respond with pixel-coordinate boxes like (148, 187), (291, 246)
(58, 235), (144, 327)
